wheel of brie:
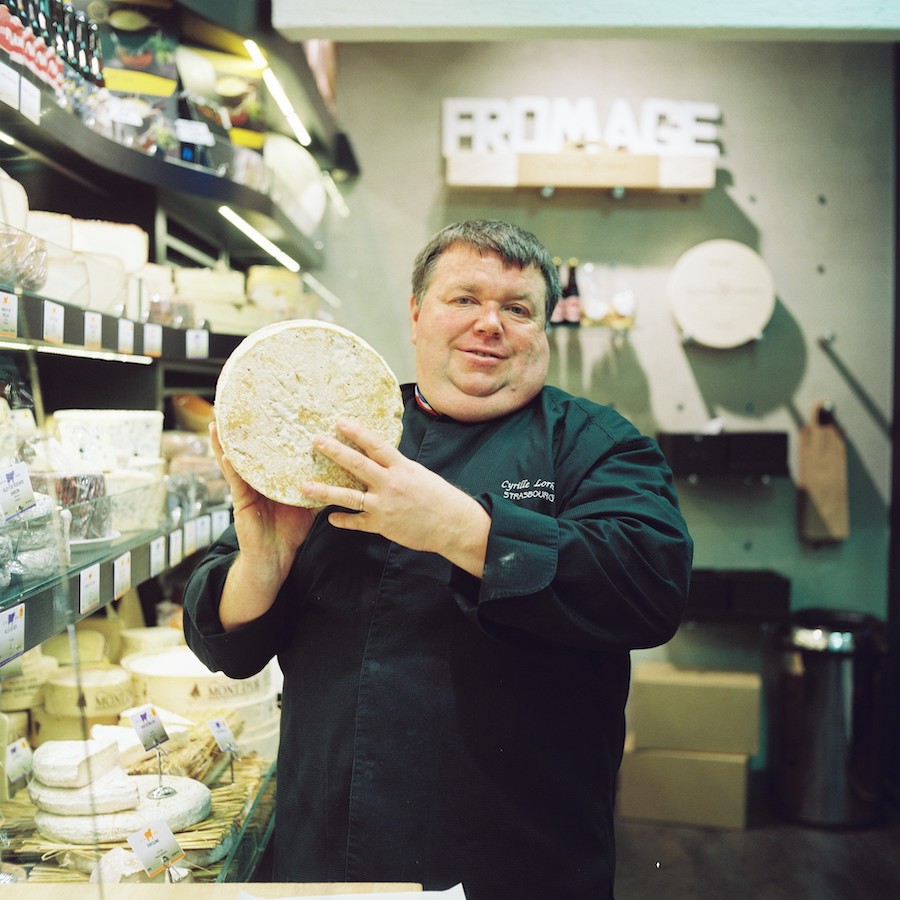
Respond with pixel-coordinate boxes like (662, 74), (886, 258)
(215, 320), (404, 507)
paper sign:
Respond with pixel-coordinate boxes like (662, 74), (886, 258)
(182, 518), (198, 556)
(0, 603), (25, 668)
(0, 462), (36, 521)
(0, 290), (17, 337)
(127, 818), (185, 878)
(208, 717), (239, 753)
(185, 328), (209, 359)
(117, 317), (134, 354)
(42, 300), (64, 344)
(84, 311), (102, 349)
(168, 528), (183, 566)
(5, 737), (32, 781)
(211, 509), (231, 541)
(143, 322), (163, 357)
(149, 536), (166, 577)
(128, 704), (170, 752)
(113, 551), (132, 599)
(79, 564), (101, 614)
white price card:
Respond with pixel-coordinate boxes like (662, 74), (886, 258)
(211, 508), (231, 540)
(183, 518), (198, 556)
(5, 737), (32, 782)
(19, 77), (40, 124)
(168, 528), (183, 566)
(0, 60), (19, 109)
(0, 462), (36, 521)
(143, 322), (163, 357)
(128, 704), (170, 752)
(185, 328), (209, 359)
(84, 310), (102, 350)
(175, 117), (215, 146)
(149, 536), (166, 577)
(0, 290), (17, 337)
(113, 551), (132, 599)
(118, 317), (135, 355)
(42, 300), (65, 344)
(127, 818), (185, 878)
(79, 563), (101, 614)
(208, 717), (239, 753)
(0, 603), (25, 668)
(196, 514), (211, 547)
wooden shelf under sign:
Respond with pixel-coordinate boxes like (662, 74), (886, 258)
(445, 150), (717, 191)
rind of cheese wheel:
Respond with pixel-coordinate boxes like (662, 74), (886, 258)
(44, 664), (132, 719)
(34, 774), (211, 844)
(215, 319), (404, 507)
(32, 739), (120, 788)
(28, 765), (139, 815)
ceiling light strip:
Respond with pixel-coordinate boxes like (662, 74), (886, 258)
(218, 205), (301, 273)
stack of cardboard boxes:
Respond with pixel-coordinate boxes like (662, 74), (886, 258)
(617, 661), (762, 830)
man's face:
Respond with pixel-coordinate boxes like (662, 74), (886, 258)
(410, 243), (550, 422)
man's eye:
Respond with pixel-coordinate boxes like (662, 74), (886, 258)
(507, 305), (532, 318)
(454, 296), (474, 305)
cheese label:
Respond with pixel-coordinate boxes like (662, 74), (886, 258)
(168, 529), (183, 566)
(208, 717), (239, 753)
(128, 704), (170, 751)
(79, 564), (101, 614)
(42, 300), (64, 344)
(127, 817), (185, 878)
(84, 311), (102, 350)
(0, 462), (35, 522)
(118, 318), (135, 355)
(0, 603), (24, 667)
(113, 551), (132, 600)
(143, 323), (163, 358)
(0, 290), (17, 337)
(149, 536), (166, 577)
(5, 736), (32, 782)
(183, 518), (198, 556)
(185, 328), (209, 359)
(211, 509), (231, 541)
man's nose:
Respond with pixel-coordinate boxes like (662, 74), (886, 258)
(474, 304), (502, 333)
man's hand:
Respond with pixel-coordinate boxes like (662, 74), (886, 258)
(301, 418), (490, 578)
(211, 423), (318, 628)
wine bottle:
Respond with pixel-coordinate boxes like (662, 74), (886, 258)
(550, 256), (566, 325)
(563, 257), (582, 326)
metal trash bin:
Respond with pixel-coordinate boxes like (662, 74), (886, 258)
(768, 608), (887, 826)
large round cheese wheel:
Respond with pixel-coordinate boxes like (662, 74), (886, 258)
(215, 320), (403, 507)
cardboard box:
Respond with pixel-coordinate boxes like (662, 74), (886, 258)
(617, 736), (749, 829)
(630, 661), (761, 755)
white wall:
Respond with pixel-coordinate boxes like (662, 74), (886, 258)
(315, 40), (894, 638)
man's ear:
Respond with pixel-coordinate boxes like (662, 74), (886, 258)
(409, 294), (420, 345)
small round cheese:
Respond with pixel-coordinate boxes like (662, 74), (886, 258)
(215, 319), (404, 507)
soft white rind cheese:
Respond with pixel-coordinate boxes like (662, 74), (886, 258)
(34, 775), (212, 844)
(32, 739), (120, 788)
(28, 765), (139, 815)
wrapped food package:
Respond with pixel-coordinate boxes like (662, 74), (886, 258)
(0, 492), (72, 588)
(29, 472), (111, 541)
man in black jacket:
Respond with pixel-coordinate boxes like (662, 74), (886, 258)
(183, 219), (693, 899)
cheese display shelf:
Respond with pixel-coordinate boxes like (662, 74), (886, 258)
(0, 505), (232, 657)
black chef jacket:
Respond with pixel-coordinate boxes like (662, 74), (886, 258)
(183, 383), (692, 900)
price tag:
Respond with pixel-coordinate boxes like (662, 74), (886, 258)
(118, 318), (134, 355)
(182, 518), (198, 557)
(211, 509), (231, 541)
(0, 604), (25, 668)
(42, 300), (64, 344)
(143, 322), (163, 357)
(168, 528), (183, 566)
(113, 551), (132, 599)
(0, 290), (17, 337)
(5, 737), (32, 782)
(127, 818), (185, 878)
(149, 536), (166, 577)
(84, 310), (102, 350)
(175, 118), (215, 147)
(128, 704), (170, 752)
(208, 717), (239, 753)
(0, 462), (36, 521)
(196, 514), (211, 547)
(0, 61), (19, 109)
(79, 564), (101, 614)
(185, 328), (209, 359)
